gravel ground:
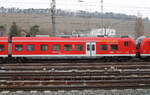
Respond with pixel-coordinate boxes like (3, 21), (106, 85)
(0, 89), (150, 95)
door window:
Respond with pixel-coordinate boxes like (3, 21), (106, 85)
(87, 45), (90, 51)
(92, 45), (95, 51)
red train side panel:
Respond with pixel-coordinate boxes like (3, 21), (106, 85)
(12, 37), (86, 57)
(12, 37), (136, 58)
(0, 37), (8, 57)
(96, 38), (136, 56)
(140, 38), (150, 57)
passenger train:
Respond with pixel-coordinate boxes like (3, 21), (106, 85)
(0, 36), (149, 62)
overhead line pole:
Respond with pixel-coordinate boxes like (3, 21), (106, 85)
(51, 0), (56, 36)
(101, 0), (107, 36)
(101, 0), (103, 28)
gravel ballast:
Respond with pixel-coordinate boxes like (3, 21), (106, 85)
(0, 89), (150, 95)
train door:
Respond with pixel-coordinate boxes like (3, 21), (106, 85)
(86, 42), (96, 56)
(124, 41), (132, 53)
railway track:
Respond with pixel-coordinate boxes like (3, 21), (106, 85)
(0, 62), (150, 71)
(0, 62), (150, 91)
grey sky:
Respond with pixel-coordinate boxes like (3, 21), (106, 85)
(1, 0), (150, 18)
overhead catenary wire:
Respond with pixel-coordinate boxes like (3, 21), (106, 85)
(1, 1), (150, 10)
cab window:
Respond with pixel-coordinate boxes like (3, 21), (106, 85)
(124, 41), (129, 47)
(100, 45), (108, 51)
(15, 45), (23, 51)
(41, 45), (48, 51)
(27, 45), (35, 51)
(52, 45), (60, 51)
(75, 45), (83, 51)
(0, 45), (4, 52)
(64, 45), (72, 51)
(111, 44), (118, 51)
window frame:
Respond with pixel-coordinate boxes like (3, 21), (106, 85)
(0, 45), (5, 52)
(87, 45), (90, 51)
(111, 44), (118, 51)
(52, 44), (60, 51)
(27, 45), (35, 51)
(75, 45), (83, 51)
(100, 45), (108, 51)
(64, 45), (72, 51)
(15, 45), (23, 51)
(92, 45), (95, 51)
(124, 41), (129, 47)
(40, 45), (48, 51)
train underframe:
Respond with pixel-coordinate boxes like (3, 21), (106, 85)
(0, 56), (134, 63)
(140, 56), (150, 61)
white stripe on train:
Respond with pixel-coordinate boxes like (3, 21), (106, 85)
(0, 55), (8, 57)
(12, 54), (136, 57)
(140, 54), (150, 56)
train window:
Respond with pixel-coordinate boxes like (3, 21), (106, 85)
(111, 45), (118, 51)
(75, 45), (83, 51)
(15, 45), (23, 51)
(87, 45), (90, 51)
(52, 45), (60, 51)
(92, 45), (95, 51)
(41, 45), (48, 51)
(100, 45), (108, 51)
(124, 41), (129, 47)
(27, 45), (35, 51)
(64, 45), (72, 51)
(0, 45), (4, 52)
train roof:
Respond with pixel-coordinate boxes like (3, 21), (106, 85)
(141, 37), (150, 43)
(12, 37), (134, 42)
(143, 38), (150, 40)
(0, 37), (8, 42)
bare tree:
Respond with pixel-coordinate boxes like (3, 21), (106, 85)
(9, 22), (21, 37)
(0, 25), (6, 36)
(135, 16), (144, 39)
(27, 25), (40, 37)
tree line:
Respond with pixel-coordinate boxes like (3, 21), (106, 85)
(0, 17), (145, 39)
(0, 7), (146, 39)
(0, 22), (40, 37)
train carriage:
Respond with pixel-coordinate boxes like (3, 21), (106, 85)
(138, 37), (150, 60)
(0, 37), (8, 58)
(11, 37), (136, 60)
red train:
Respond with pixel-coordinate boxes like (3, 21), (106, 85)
(137, 37), (150, 61)
(0, 36), (149, 62)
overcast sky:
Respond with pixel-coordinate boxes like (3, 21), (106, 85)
(1, 0), (150, 18)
